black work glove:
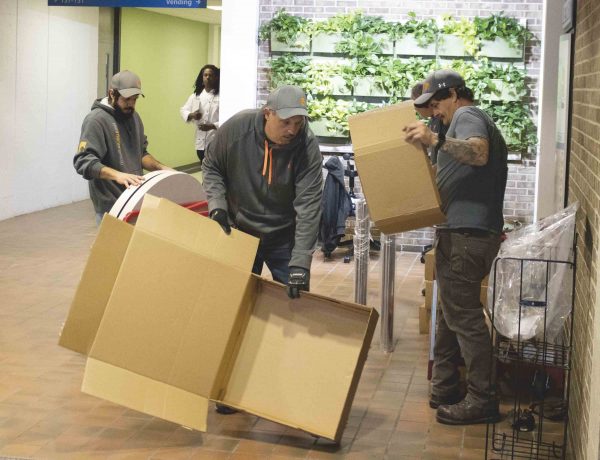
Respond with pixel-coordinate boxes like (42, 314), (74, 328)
(210, 208), (231, 234)
(287, 266), (310, 299)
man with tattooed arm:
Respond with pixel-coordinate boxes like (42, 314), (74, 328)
(404, 69), (508, 425)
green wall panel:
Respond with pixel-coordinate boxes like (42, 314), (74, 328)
(121, 8), (209, 167)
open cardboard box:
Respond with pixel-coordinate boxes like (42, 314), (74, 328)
(59, 195), (378, 442)
(348, 101), (446, 234)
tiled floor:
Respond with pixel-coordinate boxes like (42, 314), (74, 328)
(0, 200), (490, 459)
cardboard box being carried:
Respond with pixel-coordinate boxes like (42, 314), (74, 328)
(59, 196), (378, 442)
(348, 101), (446, 234)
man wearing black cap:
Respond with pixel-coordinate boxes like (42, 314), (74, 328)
(202, 84), (322, 299)
(74, 70), (172, 224)
(404, 69), (508, 425)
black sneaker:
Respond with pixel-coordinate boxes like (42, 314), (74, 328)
(429, 391), (464, 409)
(215, 403), (238, 415)
(436, 399), (500, 425)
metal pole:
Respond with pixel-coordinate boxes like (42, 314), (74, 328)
(380, 232), (395, 353)
(354, 199), (369, 305)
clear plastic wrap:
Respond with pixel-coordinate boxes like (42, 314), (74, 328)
(486, 202), (578, 341)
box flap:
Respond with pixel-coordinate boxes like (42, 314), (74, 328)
(374, 208), (447, 235)
(348, 102), (446, 234)
(58, 215), (133, 355)
(221, 278), (378, 442)
(87, 224), (254, 399)
(349, 100), (417, 151)
(135, 194), (257, 273)
(83, 358), (208, 431)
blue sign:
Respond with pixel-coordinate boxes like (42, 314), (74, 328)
(49, 0), (207, 7)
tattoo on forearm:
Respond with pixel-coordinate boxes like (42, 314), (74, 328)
(441, 137), (488, 166)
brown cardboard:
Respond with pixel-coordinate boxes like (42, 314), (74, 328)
(419, 303), (430, 335)
(221, 278), (377, 441)
(424, 280), (432, 309)
(58, 216), (133, 355)
(424, 248), (436, 281)
(480, 275), (490, 306)
(59, 195), (378, 442)
(348, 101), (446, 234)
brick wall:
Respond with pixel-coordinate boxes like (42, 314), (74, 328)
(567, 0), (600, 457)
(257, 0), (544, 109)
(258, 0), (541, 250)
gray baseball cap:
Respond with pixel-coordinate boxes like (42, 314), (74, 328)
(413, 69), (465, 107)
(265, 85), (308, 119)
(110, 70), (144, 98)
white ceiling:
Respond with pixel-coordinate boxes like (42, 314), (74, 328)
(139, 0), (221, 24)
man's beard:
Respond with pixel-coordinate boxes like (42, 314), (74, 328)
(112, 103), (134, 120)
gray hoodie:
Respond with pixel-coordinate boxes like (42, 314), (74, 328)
(74, 98), (148, 213)
(202, 109), (323, 270)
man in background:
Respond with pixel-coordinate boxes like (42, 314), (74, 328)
(74, 70), (172, 224)
(411, 81), (447, 166)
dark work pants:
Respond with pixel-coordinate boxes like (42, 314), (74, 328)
(250, 233), (293, 283)
(432, 230), (501, 408)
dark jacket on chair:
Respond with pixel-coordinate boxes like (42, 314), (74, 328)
(320, 156), (352, 255)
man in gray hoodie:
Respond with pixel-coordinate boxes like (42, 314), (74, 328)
(202, 85), (323, 300)
(74, 70), (172, 224)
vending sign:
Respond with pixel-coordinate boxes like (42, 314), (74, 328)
(48, 0), (207, 8)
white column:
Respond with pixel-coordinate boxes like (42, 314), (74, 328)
(219, 0), (259, 123)
(208, 24), (221, 67)
(534, 0), (564, 220)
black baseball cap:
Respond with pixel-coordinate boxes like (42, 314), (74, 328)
(413, 69), (465, 107)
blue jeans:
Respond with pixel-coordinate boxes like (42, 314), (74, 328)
(251, 233), (293, 283)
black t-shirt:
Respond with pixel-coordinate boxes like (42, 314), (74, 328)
(427, 116), (447, 165)
(436, 106), (508, 234)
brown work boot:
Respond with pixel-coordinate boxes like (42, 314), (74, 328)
(436, 399), (500, 425)
(429, 391), (464, 409)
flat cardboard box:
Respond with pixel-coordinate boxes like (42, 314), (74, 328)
(59, 195), (378, 442)
(348, 101), (446, 235)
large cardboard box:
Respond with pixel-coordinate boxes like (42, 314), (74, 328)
(59, 196), (378, 442)
(348, 101), (446, 234)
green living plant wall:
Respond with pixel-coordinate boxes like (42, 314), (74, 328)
(261, 9), (536, 154)
(121, 8), (210, 168)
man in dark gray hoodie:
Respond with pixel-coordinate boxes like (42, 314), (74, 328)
(74, 70), (172, 224)
(202, 85), (323, 301)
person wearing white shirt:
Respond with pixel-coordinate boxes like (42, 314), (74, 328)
(180, 64), (220, 164)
